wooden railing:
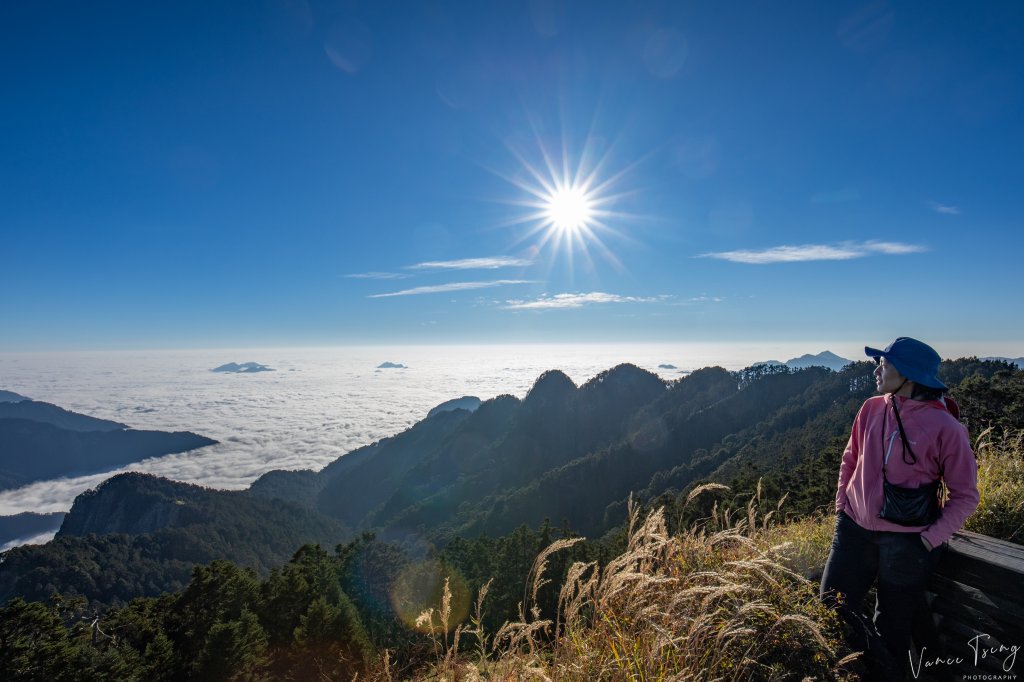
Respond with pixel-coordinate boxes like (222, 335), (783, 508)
(915, 531), (1023, 680)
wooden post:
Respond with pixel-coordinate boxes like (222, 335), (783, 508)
(918, 531), (1024, 679)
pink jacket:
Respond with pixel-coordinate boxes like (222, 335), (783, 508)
(836, 394), (979, 547)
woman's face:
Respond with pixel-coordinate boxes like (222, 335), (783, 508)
(874, 357), (907, 394)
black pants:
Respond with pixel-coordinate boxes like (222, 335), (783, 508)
(820, 511), (944, 679)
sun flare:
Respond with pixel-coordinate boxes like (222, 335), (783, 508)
(544, 184), (595, 234)
(495, 131), (644, 274)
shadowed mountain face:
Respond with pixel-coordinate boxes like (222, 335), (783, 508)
(58, 473), (346, 542)
(0, 512), (65, 548)
(250, 365), (668, 529)
(248, 362), (892, 545)
(0, 398), (216, 491)
(0, 399), (126, 431)
(426, 395), (481, 419)
(59, 472), (215, 536)
(0, 418), (216, 491)
(0, 473), (349, 606)
(254, 363), (746, 541)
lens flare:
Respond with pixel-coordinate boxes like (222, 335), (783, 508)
(390, 559), (470, 633)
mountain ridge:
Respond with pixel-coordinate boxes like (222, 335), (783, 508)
(3, 357), (1020, 609)
(0, 398), (127, 431)
(0, 417), (216, 491)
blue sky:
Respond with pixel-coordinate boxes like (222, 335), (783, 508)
(2, 1), (1022, 353)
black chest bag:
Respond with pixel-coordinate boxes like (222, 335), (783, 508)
(877, 399), (942, 527)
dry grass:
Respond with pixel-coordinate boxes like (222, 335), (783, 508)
(405, 491), (856, 681)
(964, 429), (1024, 543)
(369, 430), (1021, 680)
(761, 514), (836, 582)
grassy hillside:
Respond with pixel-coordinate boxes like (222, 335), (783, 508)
(1, 428), (1021, 680)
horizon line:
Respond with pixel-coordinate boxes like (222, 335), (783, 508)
(1, 341), (1021, 358)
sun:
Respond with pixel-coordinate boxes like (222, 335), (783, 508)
(544, 184), (595, 235)
(492, 130), (643, 274)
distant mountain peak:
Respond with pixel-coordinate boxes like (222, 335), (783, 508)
(211, 362), (274, 373)
(981, 356), (1024, 367)
(753, 351), (852, 372)
(788, 350), (845, 362)
(785, 350), (851, 371)
(0, 390), (29, 403)
(427, 396), (481, 420)
(525, 370), (576, 404)
(582, 363), (665, 392)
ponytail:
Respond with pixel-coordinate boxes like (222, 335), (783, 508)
(911, 383), (945, 402)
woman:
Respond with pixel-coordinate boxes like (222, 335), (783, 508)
(820, 337), (979, 678)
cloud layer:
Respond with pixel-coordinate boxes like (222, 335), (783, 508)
(407, 256), (534, 270)
(700, 241), (926, 264)
(345, 272), (410, 280)
(370, 280), (535, 298)
(350, 255), (534, 282)
(505, 292), (660, 309)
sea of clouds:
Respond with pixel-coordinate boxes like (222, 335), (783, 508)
(0, 342), (837, 523)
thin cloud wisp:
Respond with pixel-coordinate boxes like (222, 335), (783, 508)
(699, 240), (926, 264)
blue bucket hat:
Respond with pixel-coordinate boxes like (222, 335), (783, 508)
(865, 337), (947, 390)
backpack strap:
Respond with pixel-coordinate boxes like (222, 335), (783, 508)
(942, 395), (961, 420)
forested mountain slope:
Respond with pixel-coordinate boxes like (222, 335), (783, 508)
(0, 474), (349, 606)
(3, 358), (1020, 610)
